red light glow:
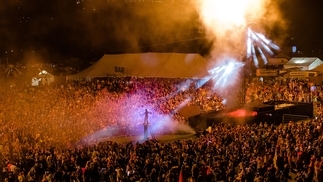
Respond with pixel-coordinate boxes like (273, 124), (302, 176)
(227, 109), (257, 118)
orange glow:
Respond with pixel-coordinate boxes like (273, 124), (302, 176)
(200, 0), (247, 26)
(197, 0), (269, 35)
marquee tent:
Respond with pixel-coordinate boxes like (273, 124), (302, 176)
(311, 63), (323, 72)
(67, 53), (211, 80)
(283, 57), (323, 70)
(31, 70), (55, 86)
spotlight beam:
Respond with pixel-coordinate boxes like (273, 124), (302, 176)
(257, 46), (268, 65)
(251, 44), (258, 67)
(247, 28), (280, 67)
(260, 41), (274, 55)
(255, 32), (280, 51)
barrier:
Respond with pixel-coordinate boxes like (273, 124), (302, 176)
(282, 114), (310, 124)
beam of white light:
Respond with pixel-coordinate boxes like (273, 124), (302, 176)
(217, 66), (226, 74)
(255, 32), (270, 44)
(251, 44), (258, 67)
(195, 77), (212, 89)
(247, 37), (252, 58)
(173, 98), (192, 113)
(224, 62), (234, 75)
(221, 78), (227, 88)
(260, 41), (274, 55)
(247, 29), (252, 58)
(209, 66), (226, 75)
(207, 60), (245, 109)
(160, 79), (194, 101)
(269, 42), (280, 51)
(248, 29), (277, 65)
(257, 46), (268, 64)
(213, 75), (226, 90)
(256, 32), (280, 51)
(250, 31), (259, 42)
(209, 60), (244, 93)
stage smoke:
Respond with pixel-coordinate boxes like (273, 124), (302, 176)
(150, 116), (196, 135)
(80, 89), (196, 144)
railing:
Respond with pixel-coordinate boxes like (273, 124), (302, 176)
(282, 114), (310, 124)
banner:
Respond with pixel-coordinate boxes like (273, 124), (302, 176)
(289, 71), (317, 77)
(256, 69), (278, 77)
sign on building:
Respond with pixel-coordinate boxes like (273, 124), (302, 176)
(256, 69), (278, 77)
(289, 71), (317, 77)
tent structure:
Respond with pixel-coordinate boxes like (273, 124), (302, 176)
(67, 53), (211, 80)
(283, 57), (323, 70)
(31, 70), (55, 86)
(311, 64), (323, 72)
(275, 52), (291, 60)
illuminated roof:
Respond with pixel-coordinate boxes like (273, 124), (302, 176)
(67, 53), (211, 79)
(285, 57), (322, 66)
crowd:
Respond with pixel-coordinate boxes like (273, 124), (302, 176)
(2, 118), (323, 182)
(245, 77), (322, 104)
(0, 76), (323, 181)
(68, 77), (225, 113)
(0, 77), (223, 164)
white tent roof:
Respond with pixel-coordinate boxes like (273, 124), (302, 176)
(285, 57), (321, 67)
(284, 57), (323, 70)
(67, 53), (211, 79)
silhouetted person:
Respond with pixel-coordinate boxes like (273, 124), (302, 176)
(143, 109), (151, 140)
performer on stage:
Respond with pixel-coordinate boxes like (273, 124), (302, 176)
(143, 109), (151, 140)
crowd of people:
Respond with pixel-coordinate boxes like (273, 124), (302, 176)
(0, 76), (323, 181)
(0, 77), (223, 165)
(245, 77), (322, 104)
(2, 119), (323, 182)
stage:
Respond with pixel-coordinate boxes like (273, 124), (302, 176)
(81, 133), (196, 144)
(188, 101), (313, 130)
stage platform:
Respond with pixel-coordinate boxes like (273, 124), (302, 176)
(85, 134), (197, 144)
(188, 101), (313, 130)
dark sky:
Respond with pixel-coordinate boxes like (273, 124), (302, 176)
(0, 0), (322, 62)
(279, 0), (323, 55)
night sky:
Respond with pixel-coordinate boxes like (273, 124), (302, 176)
(0, 0), (322, 63)
(279, 0), (323, 55)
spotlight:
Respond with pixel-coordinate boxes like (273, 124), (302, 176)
(208, 59), (244, 94)
(247, 28), (280, 66)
